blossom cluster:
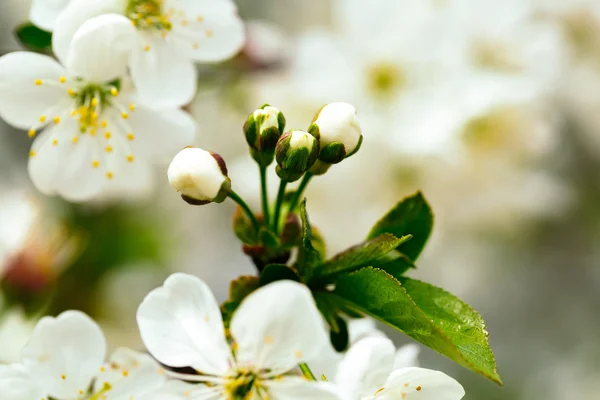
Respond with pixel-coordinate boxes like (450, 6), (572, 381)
(0, 0), (245, 201)
(0, 274), (464, 400)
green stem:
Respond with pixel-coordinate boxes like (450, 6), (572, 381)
(259, 165), (270, 227)
(228, 191), (260, 233)
(298, 362), (317, 381)
(287, 172), (313, 214)
(272, 180), (288, 234)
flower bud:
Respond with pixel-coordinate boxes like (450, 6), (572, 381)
(275, 130), (319, 182)
(168, 147), (231, 205)
(309, 102), (363, 165)
(243, 104), (286, 166)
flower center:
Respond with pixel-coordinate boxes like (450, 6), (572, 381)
(224, 369), (266, 400)
(367, 63), (407, 98)
(126, 0), (172, 31)
(472, 40), (523, 72)
(69, 82), (118, 133)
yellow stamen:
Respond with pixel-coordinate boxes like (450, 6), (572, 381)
(92, 160), (100, 168)
(101, 120), (108, 128)
(68, 88), (76, 96)
(91, 98), (98, 107)
(196, 16), (204, 22)
(143, 45), (151, 52)
(72, 136), (79, 144)
(29, 150), (36, 158)
(206, 29), (213, 37)
(106, 171), (114, 180)
(105, 145), (113, 153)
(39, 115), (47, 123)
(59, 76), (66, 83)
(110, 88), (118, 97)
(53, 116), (61, 124)
(121, 112), (129, 119)
(104, 132), (112, 140)
(129, 103), (136, 111)
(35, 79), (43, 86)
(127, 133), (135, 141)
(52, 139), (59, 146)
(28, 129), (36, 138)
(127, 155), (135, 163)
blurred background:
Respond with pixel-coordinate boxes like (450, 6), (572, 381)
(1, 0), (600, 398)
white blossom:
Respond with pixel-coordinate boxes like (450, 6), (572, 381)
(335, 336), (464, 400)
(52, 0), (246, 108)
(0, 310), (167, 400)
(30, 0), (73, 32)
(137, 273), (342, 399)
(0, 14), (195, 201)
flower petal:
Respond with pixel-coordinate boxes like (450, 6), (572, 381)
(52, 0), (123, 66)
(394, 344), (420, 369)
(130, 35), (198, 108)
(95, 348), (166, 399)
(55, 132), (107, 202)
(140, 380), (224, 400)
(127, 104), (196, 160)
(264, 377), (343, 400)
(168, 0), (245, 62)
(20, 310), (106, 399)
(28, 118), (106, 200)
(335, 337), (395, 399)
(372, 368), (465, 400)
(29, 0), (71, 32)
(231, 281), (327, 372)
(0, 363), (45, 400)
(136, 273), (232, 375)
(0, 52), (68, 129)
(66, 13), (136, 82)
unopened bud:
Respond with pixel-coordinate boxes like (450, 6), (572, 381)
(244, 104), (286, 166)
(309, 102), (363, 165)
(168, 147), (231, 205)
(275, 130), (319, 182)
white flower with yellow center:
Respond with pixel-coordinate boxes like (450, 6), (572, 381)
(0, 14), (195, 202)
(0, 310), (167, 400)
(335, 336), (464, 400)
(136, 273), (342, 399)
(52, 0), (246, 108)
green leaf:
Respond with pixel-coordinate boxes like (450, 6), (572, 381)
(371, 250), (415, 277)
(15, 23), (52, 53)
(296, 200), (322, 276)
(309, 233), (411, 285)
(259, 264), (300, 286)
(368, 191), (433, 261)
(333, 267), (502, 384)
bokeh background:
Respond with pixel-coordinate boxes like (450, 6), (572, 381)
(1, 0), (600, 398)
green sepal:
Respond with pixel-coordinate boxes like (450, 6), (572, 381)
(319, 142), (346, 164)
(259, 227), (280, 249)
(233, 206), (259, 245)
(15, 22), (52, 53)
(221, 275), (260, 328)
(333, 267), (502, 385)
(329, 315), (349, 352)
(309, 233), (412, 286)
(259, 264), (300, 286)
(368, 191), (433, 261)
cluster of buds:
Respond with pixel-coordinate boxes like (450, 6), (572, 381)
(274, 102), (363, 182)
(166, 102), (362, 268)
